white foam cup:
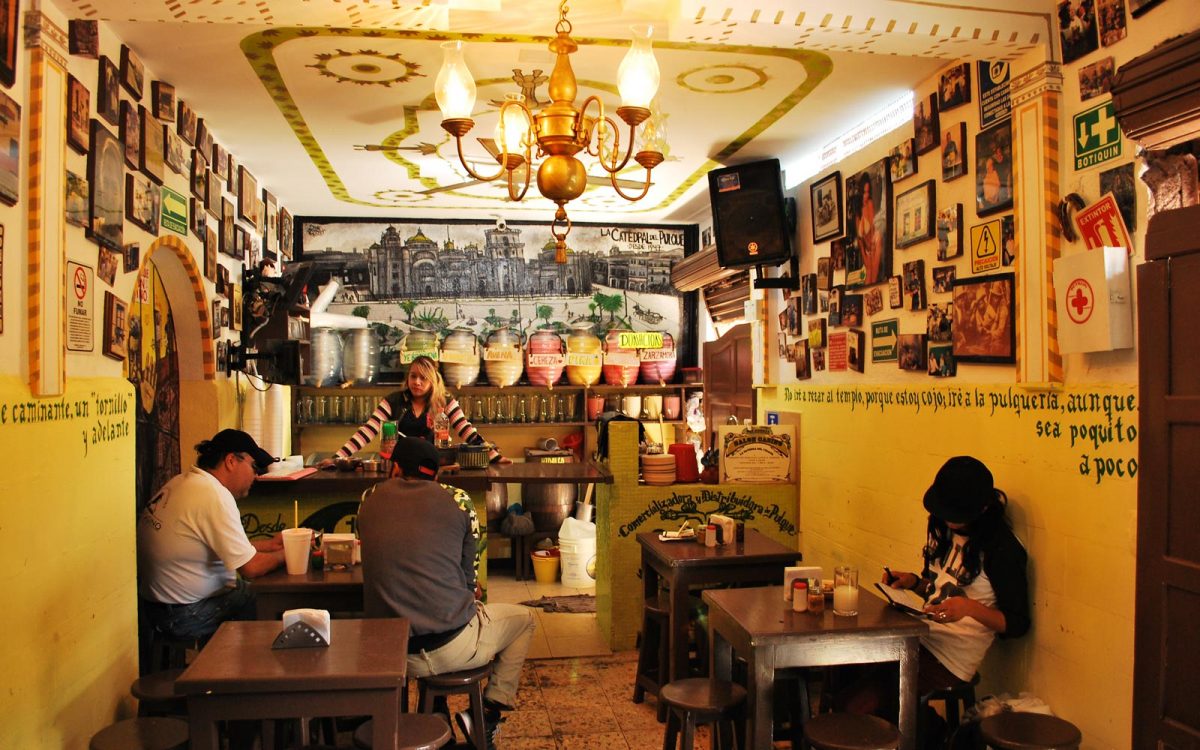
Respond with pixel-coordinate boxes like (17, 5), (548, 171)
(282, 528), (313, 575)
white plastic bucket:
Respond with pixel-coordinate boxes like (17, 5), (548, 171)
(559, 535), (597, 588)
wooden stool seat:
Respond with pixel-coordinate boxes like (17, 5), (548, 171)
(418, 664), (491, 750)
(131, 668), (185, 712)
(660, 678), (747, 750)
(979, 713), (1082, 749)
(352, 714), (453, 749)
(803, 713), (900, 750)
(89, 717), (189, 750)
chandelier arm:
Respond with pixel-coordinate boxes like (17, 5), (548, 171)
(608, 166), (654, 202)
(506, 159), (534, 201)
(453, 132), (508, 183)
(595, 117), (638, 174)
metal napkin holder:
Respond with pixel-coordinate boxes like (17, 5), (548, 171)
(271, 621), (330, 649)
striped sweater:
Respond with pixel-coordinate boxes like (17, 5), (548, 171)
(335, 390), (502, 463)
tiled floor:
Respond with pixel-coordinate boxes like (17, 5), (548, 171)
(485, 574), (612, 660)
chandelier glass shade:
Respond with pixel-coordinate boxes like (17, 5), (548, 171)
(434, 1), (664, 263)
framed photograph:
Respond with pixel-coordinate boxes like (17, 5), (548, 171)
(0, 90), (16, 206)
(932, 266), (956, 295)
(889, 138), (917, 182)
(212, 143), (228, 179)
(914, 92), (940, 155)
(139, 106), (165, 184)
(227, 154), (239, 193)
(844, 157), (891, 286)
(1059, 0), (1099, 63)
(1002, 215), (1017, 266)
(829, 285), (843, 327)
(927, 302), (953, 343)
(119, 44), (144, 98)
(938, 62), (971, 111)
(204, 226), (218, 282)
(263, 189), (279, 258)
(123, 242), (140, 274)
(164, 126), (186, 176)
(1097, 0), (1127, 45)
(951, 272), (1015, 363)
(220, 197), (235, 257)
(151, 81), (175, 123)
(888, 276), (903, 309)
(816, 256), (831, 291)
(0, 0), (16, 88)
(212, 300), (223, 339)
(206, 170), (222, 216)
(234, 224), (248, 261)
(216, 264), (230, 299)
(102, 292), (128, 361)
(66, 75), (90, 154)
(177, 99), (197, 145)
(941, 122), (967, 182)
(190, 149), (208, 200)
(808, 318), (827, 349)
(189, 197), (206, 238)
(865, 287), (883, 316)
(848, 329), (865, 373)
(794, 340), (811, 380)
(830, 237), (846, 270)
(279, 207), (294, 261)
(1079, 57), (1115, 101)
(66, 170), (88, 227)
(898, 333), (928, 372)
(196, 119), (214, 163)
(936, 204), (964, 260)
(97, 246), (118, 286)
(903, 259), (927, 311)
(1099, 163), (1136, 231)
(237, 165), (259, 228)
(231, 284), (243, 331)
(812, 347), (826, 372)
(87, 120), (125, 252)
(842, 294), (863, 328)
(120, 100), (139, 169)
(928, 342), (956, 377)
(125, 172), (160, 234)
(810, 171), (844, 243)
(68, 19), (99, 58)
(975, 121), (1013, 216)
(894, 180), (935, 249)
(1129, 0), (1165, 18)
(801, 273), (817, 315)
(97, 56), (120, 126)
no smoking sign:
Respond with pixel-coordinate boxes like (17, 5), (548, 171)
(66, 261), (95, 352)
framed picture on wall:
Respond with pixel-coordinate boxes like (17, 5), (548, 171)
(279, 207), (293, 260)
(205, 226), (218, 282)
(87, 119), (124, 252)
(97, 56), (120, 126)
(119, 44), (145, 98)
(120, 100), (139, 169)
(68, 19), (99, 59)
(914, 92), (940, 155)
(938, 62), (971, 111)
(936, 204), (964, 260)
(263, 189), (279, 258)
(66, 75), (90, 154)
(139, 106), (165, 184)
(164, 126), (186, 176)
(212, 300), (223, 339)
(0, 0), (18, 89)
(844, 157), (892, 286)
(206, 170), (222, 216)
(212, 143), (228, 179)
(951, 272), (1015, 363)
(177, 99), (197, 145)
(810, 171), (844, 243)
(190, 149), (208, 200)
(941, 122), (967, 182)
(125, 172), (160, 234)
(151, 81), (175, 123)
(894, 180), (935, 249)
(220, 197), (235, 257)
(889, 138), (917, 182)
(102, 291), (129, 361)
(975, 121), (1013, 216)
(237, 165), (259, 228)
(0, 90), (18, 206)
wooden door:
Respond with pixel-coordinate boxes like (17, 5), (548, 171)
(1134, 204), (1200, 748)
(703, 323), (754, 440)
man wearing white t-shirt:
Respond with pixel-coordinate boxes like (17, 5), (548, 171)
(138, 429), (286, 641)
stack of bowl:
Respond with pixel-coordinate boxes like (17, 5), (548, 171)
(641, 453), (676, 486)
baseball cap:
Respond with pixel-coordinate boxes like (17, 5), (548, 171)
(205, 429), (276, 475)
(923, 456), (994, 524)
(393, 436), (440, 480)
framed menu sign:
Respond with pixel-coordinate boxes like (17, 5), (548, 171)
(718, 424), (795, 483)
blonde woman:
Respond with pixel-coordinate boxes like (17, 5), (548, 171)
(331, 355), (505, 464)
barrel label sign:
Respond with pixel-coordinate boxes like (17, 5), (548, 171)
(399, 347), (439, 364)
(619, 331), (663, 349)
(528, 353), (564, 367)
(439, 349), (476, 365)
(483, 347), (521, 362)
(604, 351), (639, 368)
(566, 352), (602, 367)
(639, 348), (674, 361)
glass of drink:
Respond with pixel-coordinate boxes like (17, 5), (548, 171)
(833, 565), (859, 616)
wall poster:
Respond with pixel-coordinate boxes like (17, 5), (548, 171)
(296, 218), (698, 381)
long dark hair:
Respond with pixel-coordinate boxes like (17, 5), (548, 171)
(922, 488), (1010, 584)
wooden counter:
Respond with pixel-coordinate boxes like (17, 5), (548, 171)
(250, 460), (612, 496)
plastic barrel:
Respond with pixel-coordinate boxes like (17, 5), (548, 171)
(558, 535), (597, 588)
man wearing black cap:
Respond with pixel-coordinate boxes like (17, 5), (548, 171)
(137, 429), (287, 641)
(358, 437), (535, 750)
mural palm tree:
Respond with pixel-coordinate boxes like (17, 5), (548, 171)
(399, 299), (419, 323)
(536, 304), (554, 327)
(597, 292), (624, 323)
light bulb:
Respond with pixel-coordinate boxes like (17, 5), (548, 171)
(617, 25), (660, 109)
(435, 41), (477, 120)
(493, 93), (529, 156)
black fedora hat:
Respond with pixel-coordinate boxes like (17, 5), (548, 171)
(923, 456), (994, 524)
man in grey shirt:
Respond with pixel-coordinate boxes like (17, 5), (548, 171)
(358, 437), (534, 749)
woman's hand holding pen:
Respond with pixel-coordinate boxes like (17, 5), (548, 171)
(882, 567), (919, 590)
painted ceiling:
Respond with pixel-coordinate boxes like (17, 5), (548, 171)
(92, 1), (1056, 225)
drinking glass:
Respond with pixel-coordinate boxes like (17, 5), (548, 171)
(314, 396), (328, 424)
(833, 565), (859, 616)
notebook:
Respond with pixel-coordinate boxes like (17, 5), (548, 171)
(874, 582), (932, 618)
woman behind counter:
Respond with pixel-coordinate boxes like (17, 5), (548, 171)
(331, 355), (506, 464)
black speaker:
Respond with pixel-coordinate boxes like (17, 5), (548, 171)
(708, 158), (793, 269)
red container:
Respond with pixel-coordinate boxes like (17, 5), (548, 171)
(602, 329), (640, 386)
(526, 329), (565, 387)
(639, 332), (677, 385)
(668, 443), (700, 483)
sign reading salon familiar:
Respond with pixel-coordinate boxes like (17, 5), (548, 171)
(718, 424), (795, 483)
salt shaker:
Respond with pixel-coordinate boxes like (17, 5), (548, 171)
(792, 580), (808, 612)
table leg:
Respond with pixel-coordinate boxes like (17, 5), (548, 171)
(748, 649), (775, 750)
(668, 578), (690, 682)
(709, 624), (732, 681)
(187, 710), (220, 750)
(897, 636), (919, 750)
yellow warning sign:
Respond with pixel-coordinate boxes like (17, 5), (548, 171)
(970, 219), (1002, 273)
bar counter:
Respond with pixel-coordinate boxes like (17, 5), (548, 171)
(250, 460), (613, 496)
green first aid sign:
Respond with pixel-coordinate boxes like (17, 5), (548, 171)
(1073, 101), (1121, 171)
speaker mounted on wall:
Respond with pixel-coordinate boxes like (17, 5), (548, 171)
(707, 158), (794, 270)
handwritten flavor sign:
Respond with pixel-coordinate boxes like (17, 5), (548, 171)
(718, 424), (795, 483)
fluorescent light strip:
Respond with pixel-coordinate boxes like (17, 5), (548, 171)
(784, 91), (914, 189)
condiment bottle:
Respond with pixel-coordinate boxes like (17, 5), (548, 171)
(807, 578), (825, 613)
(380, 421), (398, 458)
(433, 412), (451, 448)
(705, 524), (717, 548)
(792, 580), (808, 612)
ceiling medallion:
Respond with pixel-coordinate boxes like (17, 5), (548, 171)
(309, 49), (424, 87)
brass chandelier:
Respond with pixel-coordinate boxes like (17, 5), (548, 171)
(434, 0), (664, 263)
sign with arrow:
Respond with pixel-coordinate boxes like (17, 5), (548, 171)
(871, 318), (899, 362)
(970, 218), (1002, 273)
(1073, 100), (1122, 171)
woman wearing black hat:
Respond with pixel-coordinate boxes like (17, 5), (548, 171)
(843, 456), (1029, 720)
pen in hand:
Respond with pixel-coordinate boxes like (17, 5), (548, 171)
(883, 566), (898, 585)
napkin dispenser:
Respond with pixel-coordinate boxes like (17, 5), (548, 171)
(783, 566), (823, 600)
(273, 608), (332, 649)
(708, 514), (737, 546)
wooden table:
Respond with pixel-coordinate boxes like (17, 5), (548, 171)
(704, 586), (927, 750)
(176, 618), (409, 750)
(252, 566), (364, 620)
(637, 530), (802, 682)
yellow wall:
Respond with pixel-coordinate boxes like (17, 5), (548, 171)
(0, 376), (137, 748)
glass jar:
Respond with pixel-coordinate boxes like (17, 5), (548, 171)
(484, 327), (523, 387)
(440, 328), (481, 387)
(603, 329), (640, 386)
(807, 578), (825, 613)
(565, 324), (602, 386)
(639, 331), (677, 385)
(526, 329), (565, 387)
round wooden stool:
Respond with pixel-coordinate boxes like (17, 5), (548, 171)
(660, 677), (746, 750)
(418, 664), (492, 750)
(352, 714), (453, 749)
(89, 717), (188, 750)
(979, 713), (1082, 749)
(803, 713), (900, 750)
(131, 668), (186, 717)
